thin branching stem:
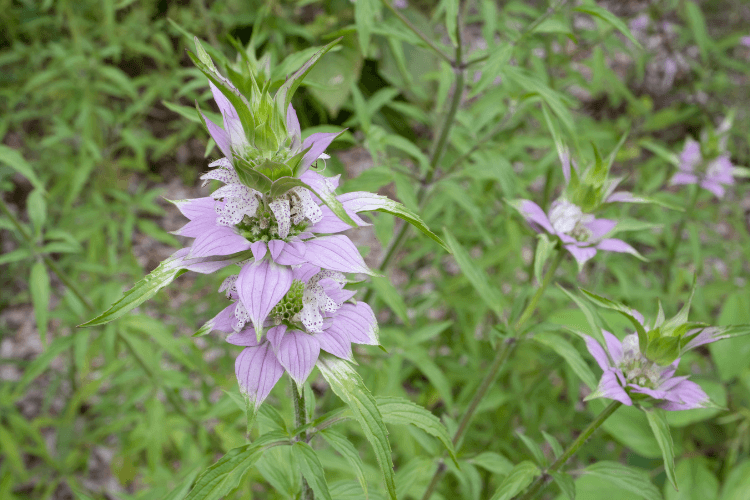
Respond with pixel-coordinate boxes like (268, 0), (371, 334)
(380, 0), (453, 65)
(420, 250), (565, 500)
(663, 185), (699, 291)
(514, 401), (622, 500)
(0, 197), (95, 311)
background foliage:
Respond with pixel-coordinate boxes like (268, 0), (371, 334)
(1, 0), (750, 499)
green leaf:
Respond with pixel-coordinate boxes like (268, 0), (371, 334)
(346, 192), (449, 252)
(188, 44), (256, 143)
(26, 189), (46, 237)
(645, 409), (677, 491)
(444, 0), (459, 46)
(292, 442), (332, 500)
(549, 471), (576, 500)
(541, 431), (564, 459)
(29, 262), (50, 345)
(317, 355), (397, 500)
(79, 251), (239, 328)
(12, 336), (73, 401)
(665, 457), (717, 500)
(574, 6), (642, 49)
(516, 432), (547, 467)
(374, 396), (458, 465)
(320, 429), (368, 497)
(163, 100), (204, 123)
(503, 66), (575, 135)
(268, 175), (359, 229)
(0, 145), (44, 191)
(234, 156), (274, 193)
(709, 292), (750, 380)
(534, 234), (556, 284)
(580, 289), (647, 350)
(584, 461), (662, 500)
(684, 2), (710, 64)
(354, 0), (377, 54)
(471, 44), (512, 97)
(533, 332), (598, 390)
(470, 452), (513, 476)
(488, 461), (540, 500)
(442, 229), (503, 317)
(369, 275), (410, 326)
(644, 336), (680, 366)
(185, 432), (289, 500)
(275, 38), (343, 119)
(558, 285), (604, 344)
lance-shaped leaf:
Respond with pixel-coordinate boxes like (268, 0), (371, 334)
(580, 289), (648, 351)
(336, 191), (450, 252)
(236, 259), (293, 340)
(533, 332), (598, 390)
(645, 409), (677, 491)
(488, 461), (540, 500)
(188, 39), (256, 142)
(317, 354), (397, 500)
(583, 461), (662, 500)
(185, 431), (289, 500)
(374, 396), (458, 466)
(320, 429), (369, 497)
(275, 37), (343, 119)
(79, 249), (236, 328)
(269, 176), (358, 227)
(443, 229), (503, 317)
(292, 442), (333, 500)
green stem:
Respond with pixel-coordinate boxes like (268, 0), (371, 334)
(362, 28), (466, 303)
(292, 380), (313, 500)
(663, 186), (699, 292)
(0, 197), (94, 310)
(380, 0), (453, 65)
(419, 250), (564, 500)
(514, 401), (622, 500)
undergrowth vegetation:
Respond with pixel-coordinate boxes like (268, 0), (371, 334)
(2, 1), (750, 499)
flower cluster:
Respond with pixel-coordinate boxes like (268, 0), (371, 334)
(670, 119), (738, 198)
(585, 329), (711, 410)
(167, 39), (446, 413)
(580, 289), (749, 411)
(512, 144), (643, 268)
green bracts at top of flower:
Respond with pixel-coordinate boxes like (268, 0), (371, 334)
(580, 282), (750, 367)
(189, 36), (344, 181)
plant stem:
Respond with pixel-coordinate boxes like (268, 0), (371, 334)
(419, 250), (564, 500)
(663, 186), (699, 292)
(380, 0), (453, 65)
(0, 197), (94, 310)
(514, 401), (622, 500)
(292, 380), (313, 500)
(362, 20), (466, 304)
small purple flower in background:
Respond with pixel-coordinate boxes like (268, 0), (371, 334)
(584, 330), (711, 410)
(670, 137), (735, 198)
(204, 263), (378, 409)
(516, 199), (640, 268)
(740, 36), (750, 47)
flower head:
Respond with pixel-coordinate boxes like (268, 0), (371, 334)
(670, 137), (736, 198)
(208, 263), (379, 409)
(579, 288), (750, 410)
(514, 198), (640, 268)
(584, 330), (711, 410)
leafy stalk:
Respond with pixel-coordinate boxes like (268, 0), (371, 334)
(513, 401), (622, 500)
(663, 185), (700, 291)
(419, 250), (565, 500)
(292, 380), (314, 500)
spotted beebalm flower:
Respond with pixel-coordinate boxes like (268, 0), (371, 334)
(206, 263), (378, 408)
(584, 330), (712, 410)
(670, 137), (735, 198)
(515, 199), (640, 268)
